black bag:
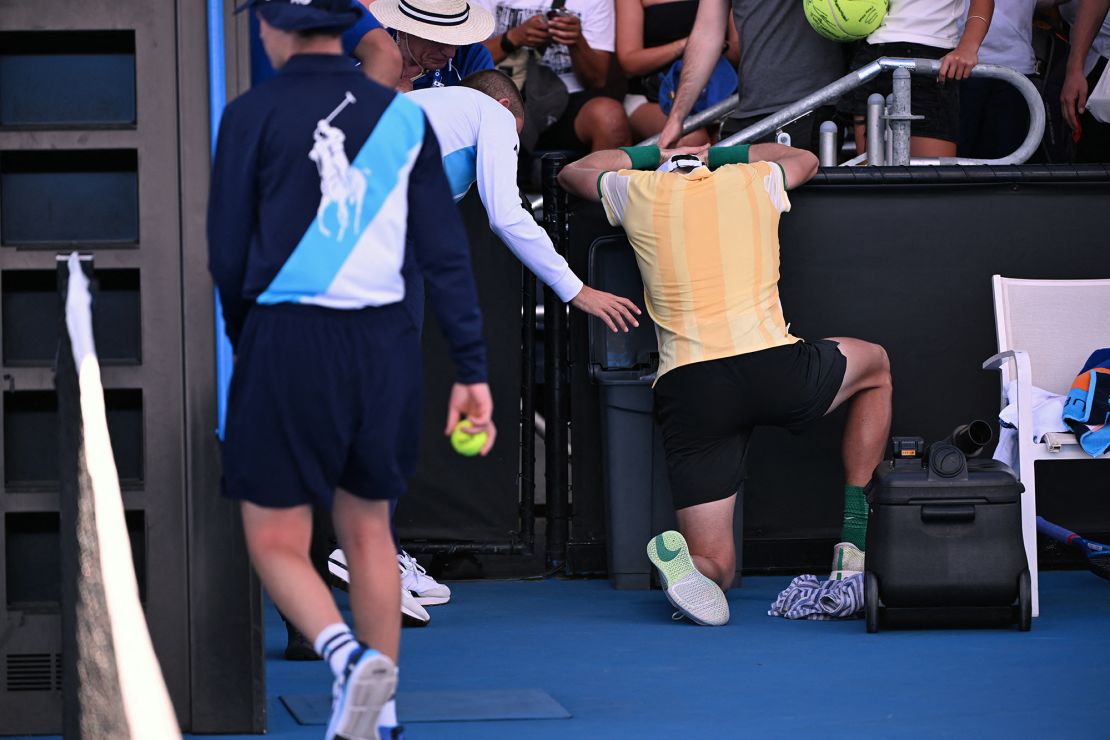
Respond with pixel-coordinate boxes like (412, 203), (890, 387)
(515, 0), (570, 153)
(519, 54), (569, 153)
(864, 434), (1031, 633)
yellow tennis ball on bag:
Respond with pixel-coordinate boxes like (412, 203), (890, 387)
(451, 419), (488, 457)
(803, 0), (887, 42)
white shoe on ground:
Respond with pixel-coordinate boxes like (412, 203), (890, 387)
(830, 541), (865, 581)
(398, 550), (451, 606)
(328, 548), (430, 627)
(646, 530), (729, 626)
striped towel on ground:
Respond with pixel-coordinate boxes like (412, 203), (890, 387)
(768, 574), (865, 620)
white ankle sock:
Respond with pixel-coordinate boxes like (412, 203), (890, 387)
(378, 698), (397, 728)
(314, 622), (358, 678)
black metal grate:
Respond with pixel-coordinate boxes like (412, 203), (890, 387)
(5, 652), (61, 691)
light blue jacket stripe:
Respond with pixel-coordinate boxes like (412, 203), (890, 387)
(258, 96), (425, 303)
(443, 145), (478, 202)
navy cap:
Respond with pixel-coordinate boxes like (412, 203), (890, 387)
(235, 0), (362, 32)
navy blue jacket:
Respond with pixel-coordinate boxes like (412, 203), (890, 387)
(208, 54), (487, 383)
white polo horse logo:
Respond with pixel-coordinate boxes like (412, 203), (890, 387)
(310, 92), (369, 241)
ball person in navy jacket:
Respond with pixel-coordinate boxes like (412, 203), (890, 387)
(207, 2), (496, 737)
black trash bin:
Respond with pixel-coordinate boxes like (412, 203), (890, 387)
(588, 235), (744, 589)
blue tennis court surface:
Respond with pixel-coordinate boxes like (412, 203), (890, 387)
(194, 570), (1110, 739)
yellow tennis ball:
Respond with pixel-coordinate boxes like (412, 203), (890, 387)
(803, 0), (887, 42)
(451, 419), (488, 457)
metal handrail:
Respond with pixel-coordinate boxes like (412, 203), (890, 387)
(641, 58), (1045, 166)
(638, 93), (739, 146)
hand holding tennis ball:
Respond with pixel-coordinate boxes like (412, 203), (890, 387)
(444, 382), (496, 457)
(451, 419), (489, 457)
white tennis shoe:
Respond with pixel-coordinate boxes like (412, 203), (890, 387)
(398, 550), (451, 606)
(830, 541), (865, 581)
(328, 548), (431, 627)
(646, 530), (730, 626)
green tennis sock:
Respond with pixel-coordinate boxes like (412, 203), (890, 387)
(841, 485), (868, 550)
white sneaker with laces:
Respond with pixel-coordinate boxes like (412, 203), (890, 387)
(325, 647), (396, 740)
(830, 541), (865, 581)
(328, 548), (431, 627)
(398, 550), (451, 606)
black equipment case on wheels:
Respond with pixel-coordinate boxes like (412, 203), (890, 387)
(865, 435), (1031, 632)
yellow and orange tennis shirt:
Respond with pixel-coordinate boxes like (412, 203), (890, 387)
(598, 161), (798, 381)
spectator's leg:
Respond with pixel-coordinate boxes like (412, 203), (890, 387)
(674, 494), (738, 591)
(574, 97), (632, 151)
(822, 337), (892, 487)
(241, 501), (344, 643)
(332, 489), (401, 661)
(854, 121), (957, 158)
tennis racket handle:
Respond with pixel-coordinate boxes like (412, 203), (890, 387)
(1037, 516), (1077, 544)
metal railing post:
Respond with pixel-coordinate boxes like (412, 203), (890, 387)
(541, 154), (570, 571)
(519, 265), (537, 557)
(885, 93), (894, 165)
(818, 121), (838, 167)
(866, 93), (885, 166)
(889, 68), (914, 166)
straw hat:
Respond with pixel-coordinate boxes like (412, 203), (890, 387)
(370, 0), (494, 46)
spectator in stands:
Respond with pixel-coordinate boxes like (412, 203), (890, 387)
(345, 2), (404, 84)
(1061, 0), (1110, 161)
(659, 0), (846, 152)
(476, 0), (631, 152)
(839, 0), (996, 159)
(616, 0), (739, 144)
(359, 0), (497, 90)
(958, 0), (1037, 159)
(557, 142), (891, 625)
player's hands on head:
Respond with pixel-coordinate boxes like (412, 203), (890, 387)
(659, 144), (709, 165)
(1061, 68), (1089, 131)
(570, 286), (642, 333)
(444, 382), (496, 456)
(548, 13), (583, 47)
(510, 14), (551, 47)
(938, 43), (977, 82)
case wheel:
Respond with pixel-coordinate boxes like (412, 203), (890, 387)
(1016, 569), (1032, 632)
(865, 571), (880, 633)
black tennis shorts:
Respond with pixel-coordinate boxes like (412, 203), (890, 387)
(653, 340), (847, 510)
(221, 302), (422, 510)
(837, 41), (961, 143)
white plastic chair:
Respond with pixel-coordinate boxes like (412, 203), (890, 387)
(982, 275), (1110, 618)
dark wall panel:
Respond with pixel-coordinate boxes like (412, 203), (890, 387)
(396, 192), (524, 543)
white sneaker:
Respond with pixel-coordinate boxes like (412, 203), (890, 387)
(646, 531), (729, 626)
(328, 548), (431, 627)
(830, 542), (865, 581)
(325, 647), (396, 740)
(398, 550), (451, 606)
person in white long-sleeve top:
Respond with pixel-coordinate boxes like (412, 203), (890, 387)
(411, 70), (642, 331)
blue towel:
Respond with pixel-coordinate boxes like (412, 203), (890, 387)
(768, 574), (864, 620)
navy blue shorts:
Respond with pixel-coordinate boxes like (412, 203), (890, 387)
(221, 302), (422, 509)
